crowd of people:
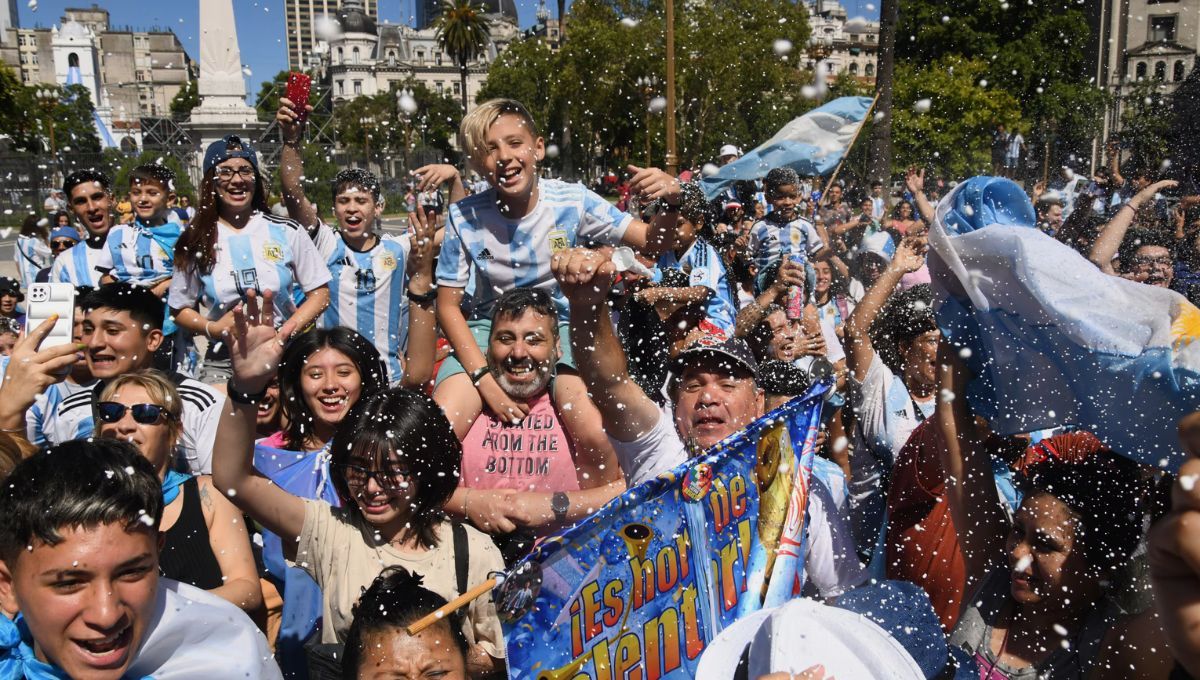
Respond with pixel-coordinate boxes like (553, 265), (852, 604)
(2, 95), (1200, 680)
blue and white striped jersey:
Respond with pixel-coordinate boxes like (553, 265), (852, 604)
(747, 215), (824, 272)
(105, 218), (179, 285)
(26, 379), (97, 447)
(436, 179), (633, 322)
(168, 211), (331, 326)
(313, 223), (412, 381)
(51, 239), (114, 287)
(38, 373), (224, 474)
(15, 235), (51, 290)
(656, 238), (739, 333)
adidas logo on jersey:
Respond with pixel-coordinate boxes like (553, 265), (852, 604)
(477, 248), (494, 261)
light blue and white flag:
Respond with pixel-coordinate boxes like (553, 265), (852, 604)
(65, 64), (117, 148)
(700, 96), (874, 200)
(929, 176), (1200, 472)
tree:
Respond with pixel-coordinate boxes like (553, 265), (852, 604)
(433, 0), (491, 115)
(169, 79), (199, 119)
(112, 150), (198, 200)
(1119, 78), (1171, 171)
(896, 0), (1104, 174)
(890, 56), (1023, 178)
(331, 82), (462, 167)
(479, 0), (811, 178)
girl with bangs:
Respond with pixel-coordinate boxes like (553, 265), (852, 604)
(213, 291), (506, 679)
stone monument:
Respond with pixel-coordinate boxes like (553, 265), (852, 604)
(187, 0), (266, 166)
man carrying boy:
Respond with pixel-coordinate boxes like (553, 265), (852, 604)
(101, 164), (186, 371)
(51, 170), (116, 287)
(0, 439), (280, 678)
(748, 167), (831, 293)
(433, 98), (682, 469)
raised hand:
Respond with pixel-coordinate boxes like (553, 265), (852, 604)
(277, 97), (313, 146)
(1134, 179), (1179, 205)
(412, 164), (461, 192)
(0, 316), (81, 406)
(227, 289), (297, 394)
(626, 165), (682, 204)
(407, 206), (436, 287)
(891, 232), (929, 275)
(905, 166), (926, 196)
(552, 247), (617, 309)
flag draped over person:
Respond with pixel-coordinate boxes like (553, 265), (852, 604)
(495, 387), (825, 679)
(699, 96), (875, 200)
(928, 176), (1200, 472)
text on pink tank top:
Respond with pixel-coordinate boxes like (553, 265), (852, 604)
(460, 391), (582, 492)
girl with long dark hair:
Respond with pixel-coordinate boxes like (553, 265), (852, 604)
(168, 135), (331, 383)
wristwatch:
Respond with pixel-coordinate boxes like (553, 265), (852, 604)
(551, 492), (570, 521)
(469, 365), (491, 385)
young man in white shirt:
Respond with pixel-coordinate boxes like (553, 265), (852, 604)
(554, 247), (867, 599)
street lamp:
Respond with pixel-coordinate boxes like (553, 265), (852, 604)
(636, 75), (658, 167)
(664, 0), (678, 175)
(36, 88), (58, 156)
(360, 115), (375, 172)
(396, 88), (417, 178)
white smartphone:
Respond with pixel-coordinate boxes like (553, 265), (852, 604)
(25, 283), (76, 350)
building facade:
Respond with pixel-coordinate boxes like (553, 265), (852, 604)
(322, 0), (519, 111)
(1101, 0), (1199, 144)
(0, 0), (17, 44)
(284, 0), (378, 71)
(804, 0), (879, 84)
(0, 5), (192, 147)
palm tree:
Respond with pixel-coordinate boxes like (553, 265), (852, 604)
(433, 0), (491, 115)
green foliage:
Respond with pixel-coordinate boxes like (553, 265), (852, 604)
(331, 81), (462, 166)
(896, 0), (1105, 172)
(479, 0), (811, 175)
(1119, 78), (1171, 171)
(169, 79), (199, 118)
(279, 143), (341, 219)
(0, 66), (101, 154)
(111, 150), (198, 201)
(433, 0), (492, 112)
(891, 56), (1022, 177)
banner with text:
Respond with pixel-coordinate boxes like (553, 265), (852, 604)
(497, 386), (826, 679)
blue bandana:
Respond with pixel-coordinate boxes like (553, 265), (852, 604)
(162, 469), (190, 506)
(1, 615), (75, 679)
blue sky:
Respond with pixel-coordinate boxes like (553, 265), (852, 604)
(16, 0), (880, 101)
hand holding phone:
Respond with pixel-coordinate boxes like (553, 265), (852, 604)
(285, 72), (313, 125)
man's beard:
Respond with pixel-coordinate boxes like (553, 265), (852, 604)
(491, 359), (554, 400)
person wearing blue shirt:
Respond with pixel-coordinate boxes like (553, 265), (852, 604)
(49, 170), (117, 287)
(654, 183), (739, 336)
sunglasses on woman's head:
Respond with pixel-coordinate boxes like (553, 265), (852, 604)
(97, 402), (171, 425)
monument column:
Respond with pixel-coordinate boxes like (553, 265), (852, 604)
(186, 0), (266, 170)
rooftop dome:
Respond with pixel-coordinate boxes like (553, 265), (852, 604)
(339, 0), (378, 36)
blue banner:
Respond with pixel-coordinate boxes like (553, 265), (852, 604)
(496, 387), (826, 679)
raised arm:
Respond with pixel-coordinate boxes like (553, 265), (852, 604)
(553, 247), (661, 442)
(843, 232), (927, 383)
(399, 207), (437, 390)
(733, 257), (802, 338)
(1089, 179), (1178, 273)
(934, 339), (1008, 597)
(413, 164), (466, 205)
(276, 97), (320, 231)
(617, 164), (682, 260)
(211, 289), (307, 546)
(905, 167), (937, 226)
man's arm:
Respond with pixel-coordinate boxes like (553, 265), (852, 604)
(843, 232), (927, 383)
(445, 480), (625, 534)
(1090, 179), (1178, 274)
(733, 257), (802, 338)
(276, 97), (319, 231)
(554, 247), (661, 442)
(905, 167), (937, 226)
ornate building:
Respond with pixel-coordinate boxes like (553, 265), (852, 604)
(804, 0), (879, 84)
(285, 0), (379, 71)
(321, 0), (519, 111)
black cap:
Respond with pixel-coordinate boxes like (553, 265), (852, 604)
(0, 277), (23, 302)
(668, 333), (759, 381)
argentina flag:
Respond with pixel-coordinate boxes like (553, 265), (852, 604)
(700, 96), (874, 200)
(928, 176), (1200, 472)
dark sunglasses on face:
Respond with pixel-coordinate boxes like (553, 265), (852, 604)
(333, 462), (412, 492)
(51, 240), (76, 250)
(97, 402), (171, 425)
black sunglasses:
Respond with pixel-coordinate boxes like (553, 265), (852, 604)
(51, 239), (76, 249)
(333, 462), (412, 492)
(97, 402), (171, 425)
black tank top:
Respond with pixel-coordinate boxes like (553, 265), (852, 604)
(159, 477), (225, 591)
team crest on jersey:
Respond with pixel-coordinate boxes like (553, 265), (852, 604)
(262, 242), (284, 263)
(548, 229), (568, 253)
(378, 252), (398, 271)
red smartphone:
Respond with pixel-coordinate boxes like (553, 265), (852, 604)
(285, 72), (312, 124)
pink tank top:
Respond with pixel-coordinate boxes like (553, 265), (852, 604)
(460, 392), (582, 492)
